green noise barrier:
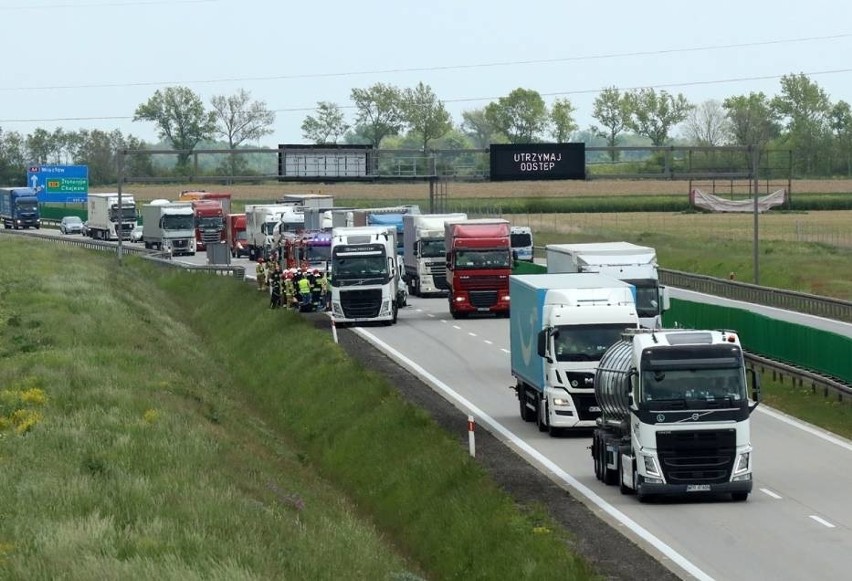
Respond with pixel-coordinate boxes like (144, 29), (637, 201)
(663, 298), (852, 384)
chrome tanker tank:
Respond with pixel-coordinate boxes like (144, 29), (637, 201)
(593, 339), (635, 425)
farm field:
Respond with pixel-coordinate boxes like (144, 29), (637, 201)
(96, 178), (852, 202)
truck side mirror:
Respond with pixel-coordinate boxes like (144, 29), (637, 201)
(660, 286), (671, 312)
(537, 330), (549, 360)
(747, 367), (761, 413)
(445, 252), (451, 265)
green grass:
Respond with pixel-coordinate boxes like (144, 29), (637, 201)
(0, 239), (595, 580)
(759, 375), (852, 440)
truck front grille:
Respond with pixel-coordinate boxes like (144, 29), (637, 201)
(656, 429), (736, 485)
(469, 290), (497, 309)
(340, 289), (382, 318)
(460, 275), (505, 290)
(172, 239), (189, 250)
(202, 231), (220, 243)
(573, 392), (601, 421)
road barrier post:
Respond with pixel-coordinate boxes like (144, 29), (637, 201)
(468, 415), (476, 458)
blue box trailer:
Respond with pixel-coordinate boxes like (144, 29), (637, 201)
(0, 187), (41, 230)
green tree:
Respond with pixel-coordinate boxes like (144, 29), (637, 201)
(591, 87), (633, 161)
(460, 108), (502, 148)
(0, 128), (27, 185)
(211, 89), (275, 177)
(301, 101), (350, 144)
(550, 98), (578, 143)
(829, 100), (852, 175)
(771, 74), (832, 175)
(722, 92), (781, 148)
(626, 88), (692, 146)
(69, 129), (153, 184)
(484, 88), (549, 143)
(401, 82), (452, 151)
(26, 128), (69, 164)
(350, 83), (404, 148)
(683, 99), (731, 146)
(133, 86), (216, 167)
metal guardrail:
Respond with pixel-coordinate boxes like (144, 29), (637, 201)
(747, 352), (851, 401)
(659, 268), (852, 323)
(0, 229), (246, 278)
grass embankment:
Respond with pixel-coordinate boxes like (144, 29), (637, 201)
(0, 239), (593, 580)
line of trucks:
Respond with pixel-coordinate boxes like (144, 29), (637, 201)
(509, 269), (760, 502)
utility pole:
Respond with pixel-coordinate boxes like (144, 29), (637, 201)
(751, 145), (760, 285)
(117, 150), (125, 266)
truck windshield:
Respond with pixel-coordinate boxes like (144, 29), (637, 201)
(162, 215), (194, 230)
(197, 217), (223, 229)
(421, 238), (445, 258)
(623, 279), (659, 318)
(454, 249), (511, 269)
(307, 245), (331, 263)
(332, 254), (388, 279)
(108, 206), (136, 221)
(552, 324), (632, 362)
(641, 367), (747, 404)
(16, 201), (38, 212)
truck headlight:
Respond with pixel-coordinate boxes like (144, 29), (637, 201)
(733, 452), (750, 475)
(643, 454), (661, 478)
(332, 303), (343, 315)
(552, 398), (571, 406)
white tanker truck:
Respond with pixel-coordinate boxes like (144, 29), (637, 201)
(591, 328), (761, 502)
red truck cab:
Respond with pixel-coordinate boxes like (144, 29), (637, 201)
(191, 199), (225, 251)
(226, 213), (249, 258)
(444, 218), (512, 319)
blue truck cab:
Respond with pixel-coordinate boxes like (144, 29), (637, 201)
(0, 187), (41, 230)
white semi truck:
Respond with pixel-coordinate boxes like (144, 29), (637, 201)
(245, 204), (297, 261)
(330, 226), (400, 326)
(86, 192), (137, 241)
(141, 200), (195, 255)
(592, 328), (760, 502)
(546, 242), (670, 329)
(510, 273), (640, 434)
(402, 213), (467, 296)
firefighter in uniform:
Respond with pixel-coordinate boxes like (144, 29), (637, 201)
(255, 258), (267, 292)
(269, 263), (283, 309)
(284, 270), (296, 309)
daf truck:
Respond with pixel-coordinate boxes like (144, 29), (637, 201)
(511, 273), (640, 434)
(190, 199), (225, 251)
(402, 213), (467, 296)
(87, 193), (137, 240)
(592, 328), (760, 501)
(141, 200), (195, 255)
(0, 187), (40, 229)
(330, 226), (399, 326)
(546, 242), (670, 329)
(226, 213), (249, 258)
(445, 218), (512, 319)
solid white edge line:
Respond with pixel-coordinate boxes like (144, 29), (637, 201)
(353, 327), (715, 581)
(808, 515), (836, 528)
(760, 488), (783, 500)
(756, 406), (852, 452)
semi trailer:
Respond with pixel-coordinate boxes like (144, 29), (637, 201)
(402, 213), (468, 296)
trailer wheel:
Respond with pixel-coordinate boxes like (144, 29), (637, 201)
(519, 389), (535, 422)
(592, 433), (602, 480)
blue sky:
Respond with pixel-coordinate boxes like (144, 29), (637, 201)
(2, 0), (851, 146)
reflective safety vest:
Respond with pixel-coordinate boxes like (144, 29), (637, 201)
(297, 277), (311, 294)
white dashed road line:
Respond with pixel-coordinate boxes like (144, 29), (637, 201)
(809, 515), (836, 528)
(760, 488), (783, 500)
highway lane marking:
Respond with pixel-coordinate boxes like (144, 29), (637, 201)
(757, 406), (852, 452)
(452, 325), (462, 330)
(427, 313), (435, 318)
(760, 488), (783, 500)
(809, 515), (836, 528)
(351, 327), (715, 581)
(500, 348), (510, 354)
(484, 340), (493, 345)
(468, 332), (477, 337)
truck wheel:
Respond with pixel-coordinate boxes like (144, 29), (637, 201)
(519, 390), (535, 422)
(592, 434), (602, 480)
(731, 492), (749, 502)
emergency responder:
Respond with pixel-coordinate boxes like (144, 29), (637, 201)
(297, 270), (312, 310)
(269, 263), (282, 309)
(284, 270), (296, 310)
(255, 258), (267, 291)
(324, 270), (332, 311)
(310, 269), (323, 309)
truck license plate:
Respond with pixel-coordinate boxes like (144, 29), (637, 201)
(686, 484), (711, 492)
(588, 406), (601, 412)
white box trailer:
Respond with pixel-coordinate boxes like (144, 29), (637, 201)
(402, 213), (467, 296)
(87, 192), (137, 241)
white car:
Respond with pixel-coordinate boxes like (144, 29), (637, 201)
(130, 225), (144, 243)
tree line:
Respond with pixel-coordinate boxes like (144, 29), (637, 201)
(1, 73), (850, 185)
